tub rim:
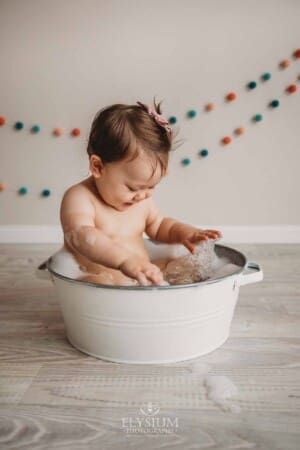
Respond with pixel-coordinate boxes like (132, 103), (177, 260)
(41, 243), (247, 291)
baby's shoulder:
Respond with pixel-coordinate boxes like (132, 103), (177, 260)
(60, 180), (96, 220)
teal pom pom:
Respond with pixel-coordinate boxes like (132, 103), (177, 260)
(169, 116), (177, 124)
(182, 158), (191, 166)
(270, 99), (280, 108)
(19, 187), (28, 195)
(248, 81), (257, 89)
(15, 121), (24, 130)
(42, 189), (51, 197)
(200, 149), (209, 157)
(262, 72), (271, 81)
(31, 125), (40, 133)
(187, 110), (196, 118)
(253, 114), (263, 122)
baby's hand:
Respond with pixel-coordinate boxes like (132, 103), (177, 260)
(119, 256), (165, 286)
(181, 228), (222, 254)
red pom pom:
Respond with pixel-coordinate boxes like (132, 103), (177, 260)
(0, 116), (6, 126)
(287, 84), (297, 93)
(293, 49), (300, 59)
(226, 92), (237, 101)
(222, 136), (232, 145)
(72, 128), (81, 136)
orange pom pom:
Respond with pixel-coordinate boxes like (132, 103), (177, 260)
(280, 59), (290, 69)
(0, 117), (6, 126)
(205, 103), (215, 111)
(72, 128), (81, 136)
(222, 136), (232, 145)
(287, 84), (297, 93)
(0, 183), (5, 192)
(234, 127), (245, 136)
(226, 92), (237, 101)
(53, 127), (63, 136)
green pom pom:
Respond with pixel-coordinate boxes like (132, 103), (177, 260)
(19, 187), (28, 195)
(262, 72), (271, 81)
(187, 110), (196, 118)
(169, 116), (177, 124)
(182, 158), (191, 166)
(253, 114), (263, 122)
(15, 121), (24, 130)
(200, 149), (209, 157)
(248, 81), (257, 89)
(31, 125), (40, 133)
(42, 189), (51, 197)
(270, 99), (280, 108)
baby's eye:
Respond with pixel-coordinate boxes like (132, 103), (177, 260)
(127, 185), (137, 192)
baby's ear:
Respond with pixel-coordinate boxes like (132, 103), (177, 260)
(89, 154), (104, 178)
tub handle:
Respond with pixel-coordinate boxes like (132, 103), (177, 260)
(36, 260), (52, 281)
(238, 261), (263, 287)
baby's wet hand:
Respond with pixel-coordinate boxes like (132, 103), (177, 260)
(182, 228), (222, 254)
(119, 256), (165, 286)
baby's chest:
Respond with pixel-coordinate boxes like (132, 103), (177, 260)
(94, 204), (146, 238)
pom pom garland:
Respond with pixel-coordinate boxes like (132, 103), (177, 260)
(71, 128), (81, 136)
(234, 127), (245, 135)
(270, 99), (280, 108)
(226, 92), (237, 101)
(19, 187), (28, 195)
(14, 121), (24, 130)
(205, 103), (215, 111)
(200, 149), (209, 157)
(262, 72), (272, 81)
(280, 59), (290, 69)
(222, 136), (232, 145)
(253, 114), (263, 122)
(187, 110), (197, 118)
(248, 81), (257, 89)
(31, 125), (40, 133)
(287, 84), (297, 93)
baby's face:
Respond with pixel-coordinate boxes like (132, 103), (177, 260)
(90, 151), (167, 211)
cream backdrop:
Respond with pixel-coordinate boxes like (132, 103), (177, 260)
(0, 0), (300, 242)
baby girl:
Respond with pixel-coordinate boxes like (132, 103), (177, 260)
(60, 99), (222, 286)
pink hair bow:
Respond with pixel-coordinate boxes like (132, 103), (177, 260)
(137, 101), (171, 133)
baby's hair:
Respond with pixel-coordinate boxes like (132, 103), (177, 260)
(87, 96), (182, 174)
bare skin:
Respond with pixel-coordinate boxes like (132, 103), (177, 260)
(60, 150), (222, 286)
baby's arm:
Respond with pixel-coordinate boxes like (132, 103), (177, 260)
(145, 199), (222, 253)
(60, 187), (164, 285)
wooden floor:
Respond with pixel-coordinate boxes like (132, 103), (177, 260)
(0, 243), (299, 449)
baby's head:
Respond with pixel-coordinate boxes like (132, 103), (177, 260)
(87, 98), (175, 211)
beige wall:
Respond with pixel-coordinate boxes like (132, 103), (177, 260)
(0, 0), (300, 227)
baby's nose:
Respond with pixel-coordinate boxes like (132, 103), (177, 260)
(134, 191), (150, 202)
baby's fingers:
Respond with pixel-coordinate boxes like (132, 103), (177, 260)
(136, 272), (151, 286)
(145, 268), (164, 286)
(183, 239), (197, 254)
(204, 229), (222, 239)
